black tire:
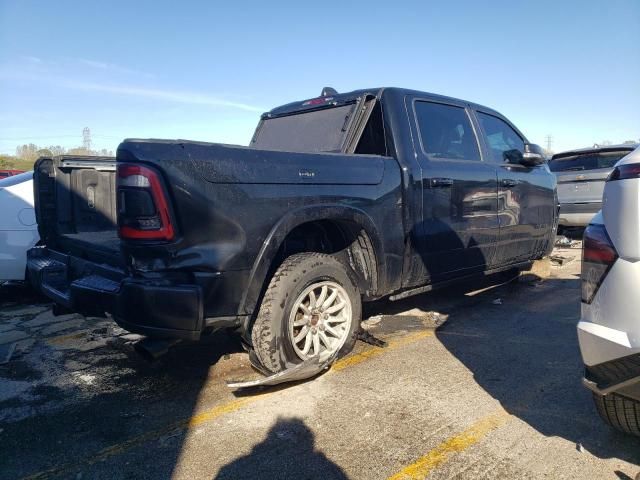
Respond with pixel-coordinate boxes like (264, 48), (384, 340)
(251, 252), (361, 373)
(592, 392), (640, 437)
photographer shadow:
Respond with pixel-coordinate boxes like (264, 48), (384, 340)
(214, 417), (348, 480)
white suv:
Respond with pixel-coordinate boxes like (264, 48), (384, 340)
(578, 145), (640, 436)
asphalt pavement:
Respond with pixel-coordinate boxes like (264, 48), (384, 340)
(1, 243), (639, 479)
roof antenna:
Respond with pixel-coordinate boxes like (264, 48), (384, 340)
(321, 87), (338, 97)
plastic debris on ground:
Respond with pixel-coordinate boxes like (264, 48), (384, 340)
(227, 327), (388, 390)
(226, 354), (336, 390)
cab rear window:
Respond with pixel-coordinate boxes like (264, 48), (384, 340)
(251, 104), (356, 153)
(549, 151), (630, 172)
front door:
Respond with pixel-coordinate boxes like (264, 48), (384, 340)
(475, 111), (556, 265)
(411, 99), (499, 281)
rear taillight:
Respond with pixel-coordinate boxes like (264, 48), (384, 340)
(117, 163), (175, 241)
(581, 224), (617, 303)
(607, 163), (640, 182)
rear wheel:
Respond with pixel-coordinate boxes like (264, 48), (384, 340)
(592, 392), (640, 437)
(251, 252), (361, 373)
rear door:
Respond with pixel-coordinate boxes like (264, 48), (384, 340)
(409, 97), (499, 281)
(475, 111), (555, 265)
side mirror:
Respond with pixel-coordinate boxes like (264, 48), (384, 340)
(503, 149), (524, 165)
(521, 143), (546, 167)
(503, 144), (546, 167)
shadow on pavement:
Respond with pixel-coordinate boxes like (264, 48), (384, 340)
(214, 417), (348, 480)
(367, 270), (640, 464)
(4, 257), (638, 478)
(439, 275), (640, 464)
(0, 282), (48, 306)
(0, 329), (246, 479)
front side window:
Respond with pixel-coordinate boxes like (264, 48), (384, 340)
(477, 112), (524, 163)
(415, 101), (480, 161)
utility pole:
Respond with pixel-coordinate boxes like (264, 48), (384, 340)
(82, 127), (91, 152)
(545, 134), (553, 153)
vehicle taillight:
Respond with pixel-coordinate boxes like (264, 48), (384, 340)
(117, 163), (175, 241)
(607, 163), (640, 182)
(581, 224), (617, 303)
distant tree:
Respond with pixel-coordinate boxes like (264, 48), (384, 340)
(67, 147), (91, 156)
(14, 142), (112, 161)
(623, 140), (637, 145)
(49, 145), (66, 156)
(0, 154), (16, 169)
(15, 143), (40, 162)
(36, 148), (53, 158)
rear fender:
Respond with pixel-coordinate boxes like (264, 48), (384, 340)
(238, 205), (385, 318)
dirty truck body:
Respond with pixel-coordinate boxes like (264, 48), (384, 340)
(28, 87), (557, 372)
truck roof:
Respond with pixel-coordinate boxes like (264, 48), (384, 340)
(266, 87), (504, 118)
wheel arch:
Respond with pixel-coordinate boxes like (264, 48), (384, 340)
(238, 205), (385, 319)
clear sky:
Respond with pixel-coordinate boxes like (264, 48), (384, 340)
(1, 0), (638, 155)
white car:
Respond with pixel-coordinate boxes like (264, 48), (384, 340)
(578, 145), (640, 436)
(0, 171), (39, 282)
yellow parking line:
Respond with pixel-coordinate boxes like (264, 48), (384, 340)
(22, 396), (268, 480)
(332, 330), (434, 371)
(387, 409), (511, 480)
(21, 328), (435, 480)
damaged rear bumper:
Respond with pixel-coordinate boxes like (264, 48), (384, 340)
(27, 246), (218, 341)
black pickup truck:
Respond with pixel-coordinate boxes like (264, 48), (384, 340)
(28, 87), (557, 372)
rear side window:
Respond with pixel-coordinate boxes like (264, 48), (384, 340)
(477, 112), (524, 163)
(549, 151), (631, 172)
(415, 101), (480, 161)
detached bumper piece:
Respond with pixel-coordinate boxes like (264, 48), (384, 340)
(583, 353), (640, 398)
(27, 247), (203, 341)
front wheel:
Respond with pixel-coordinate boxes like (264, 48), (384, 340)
(251, 253), (361, 373)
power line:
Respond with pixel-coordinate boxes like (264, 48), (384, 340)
(545, 134), (553, 152)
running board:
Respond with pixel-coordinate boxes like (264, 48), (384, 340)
(389, 261), (532, 301)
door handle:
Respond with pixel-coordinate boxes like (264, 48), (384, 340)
(430, 178), (454, 188)
(501, 179), (517, 188)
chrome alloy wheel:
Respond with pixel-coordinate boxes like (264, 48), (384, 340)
(288, 281), (353, 361)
